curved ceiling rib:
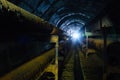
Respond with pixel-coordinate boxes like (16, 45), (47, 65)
(8, 0), (109, 34)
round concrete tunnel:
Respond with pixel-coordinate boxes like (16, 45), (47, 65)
(49, 7), (87, 36)
(1, 0), (120, 80)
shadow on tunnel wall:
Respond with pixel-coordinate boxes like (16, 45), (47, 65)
(107, 41), (120, 80)
(107, 41), (120, 66)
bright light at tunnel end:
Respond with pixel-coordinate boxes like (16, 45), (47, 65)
(72, 32), (80, 39)
(71, 32), (81, 41)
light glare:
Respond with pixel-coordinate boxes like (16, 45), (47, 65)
(72, 33), (79, 39)
(71, 32), (81, 40)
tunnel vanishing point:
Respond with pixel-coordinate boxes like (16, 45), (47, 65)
(0, 0), (120, 80)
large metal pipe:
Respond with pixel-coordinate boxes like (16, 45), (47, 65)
(0, 48), (55, 80)
(87, 38), (112, 51)
(0, 0), (63, 35)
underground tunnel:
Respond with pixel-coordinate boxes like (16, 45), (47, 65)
(0, 0), (120, 80)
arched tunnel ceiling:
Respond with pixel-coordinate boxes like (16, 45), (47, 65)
(8, 0), (119, 35)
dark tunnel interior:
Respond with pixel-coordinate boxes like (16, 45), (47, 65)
(0, 0), (120, 80)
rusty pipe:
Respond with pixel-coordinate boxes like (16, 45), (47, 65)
(0, 0), (63, 35)
(0, 48), (55, 80)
